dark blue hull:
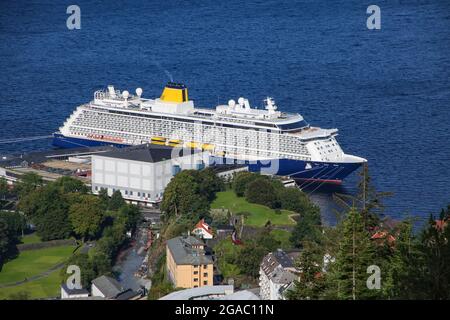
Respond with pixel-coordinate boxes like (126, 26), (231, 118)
(52, 133), (129, 149)
(210, 156), (362, 183)
(53, 133), (362, 183)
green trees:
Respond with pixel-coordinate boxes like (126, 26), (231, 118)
(109, 190), (126, 211)
(53, 176), (88, 194)
(232, 229), (281, 279)
(14, 172), (43, 197)
(0, 218), (11, 266)
(0, 211), (25, 266)
(195, 168), (225, 201)
(290, 204), (322, 249)
(286, 243), (326, 300)
(98, 188), (109, 209)
(416, 208), (450, 299)
(245, 178), (279, 208)
(232, 172), (262, 197)
(69, 195), (104, 242)
(19, 183), (72, 241)
(62, 253), (97, 288)
(325, 208), (380, 300)
(278, 187), (311, 213)
(380, 220), (421, 299)
(237, 244), (267, 278)
(161, 170), (223, 220)
(19, 182), (72, 241)
(0, 177), (8, 200)
(117, 204), (141, 231)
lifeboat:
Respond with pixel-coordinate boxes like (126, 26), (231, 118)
(151, 136), (167, 145)
(201, 143), (215, 151)
(168, 139), (182, 147)
(186, 141), (200, 149)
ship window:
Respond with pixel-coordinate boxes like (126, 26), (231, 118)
(276, 120), (308, 131)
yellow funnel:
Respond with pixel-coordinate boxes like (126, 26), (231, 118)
(160, 82), (188, 103)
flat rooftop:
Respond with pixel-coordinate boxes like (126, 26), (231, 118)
(93, 144), (202, 163)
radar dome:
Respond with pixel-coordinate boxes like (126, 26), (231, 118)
(228, 99), (236, 108)
(238, 97), (245, 106)
(122, 90), (129, 99)
(136, 88), (143, 97)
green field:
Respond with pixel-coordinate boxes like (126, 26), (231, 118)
(20, 233), (42, 245)
(0, 246), (75, 286)
(211, 191), (297, 227)
(0, 271), (62, 300)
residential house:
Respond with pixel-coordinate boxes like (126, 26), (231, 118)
(166, 236), (214, 288)
(192, 219), (214, 240)
(259, 249), (300, 300)
(60, 284), (89, 299)
(91, 275), (140, 300)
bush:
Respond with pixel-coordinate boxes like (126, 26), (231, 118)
(277, 187), (310, 213)
(244, 178), (279, 208)
(232, 172), (264, 197)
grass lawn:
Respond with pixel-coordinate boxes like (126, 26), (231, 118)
(211, 191), (297, 227)
(270, 229), (292, 249)
(0, 271), (62, 300)
(20, 233), (42, 245)
(0, 246), (75, 285)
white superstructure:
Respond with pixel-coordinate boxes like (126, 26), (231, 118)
(54, 82), (366, 182)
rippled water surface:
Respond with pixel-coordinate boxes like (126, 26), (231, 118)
(0, 0), (449, 225)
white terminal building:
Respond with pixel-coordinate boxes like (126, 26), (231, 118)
(91, 144), (209, 205)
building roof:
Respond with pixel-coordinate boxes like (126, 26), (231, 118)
(115, 288), (140, 300)
(61, 283), (89, 295)
(217, 290), (260, 300)
(435, 219), (448, 231)
(261, 249), (294, 272)
(271, 267), (297, 285)
(94, 144), (201, 163)
(159, 285), (234, 300)
(261, 249), (298, 283)
(166, 236), (213, 265)
(91, 275), (124, 298)
(215, 224), (234, 231)
(193, 219), (213, 236)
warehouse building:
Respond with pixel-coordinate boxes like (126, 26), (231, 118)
(91, 144), (209, 205)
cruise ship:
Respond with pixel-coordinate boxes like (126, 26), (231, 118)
(53, 82), (366, 183)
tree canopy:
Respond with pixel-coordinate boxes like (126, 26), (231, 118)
(69, 195), (104, 242)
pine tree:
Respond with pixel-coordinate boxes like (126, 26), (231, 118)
(333, 164), (391, 231)
(327, 207), (380, 300)
(287, 242), (325, 300)
(380, 220), (422, 299)
(417, 207), (450, 299)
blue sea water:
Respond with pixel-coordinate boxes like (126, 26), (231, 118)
(0, 0), (449, 226)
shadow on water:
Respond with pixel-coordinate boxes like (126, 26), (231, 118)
(299, 179), (359, 227)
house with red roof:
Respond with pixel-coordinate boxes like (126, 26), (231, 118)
(192, 219), (214, 240)
(371, 230), (396, 246)
(435, 219), (448, 232)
